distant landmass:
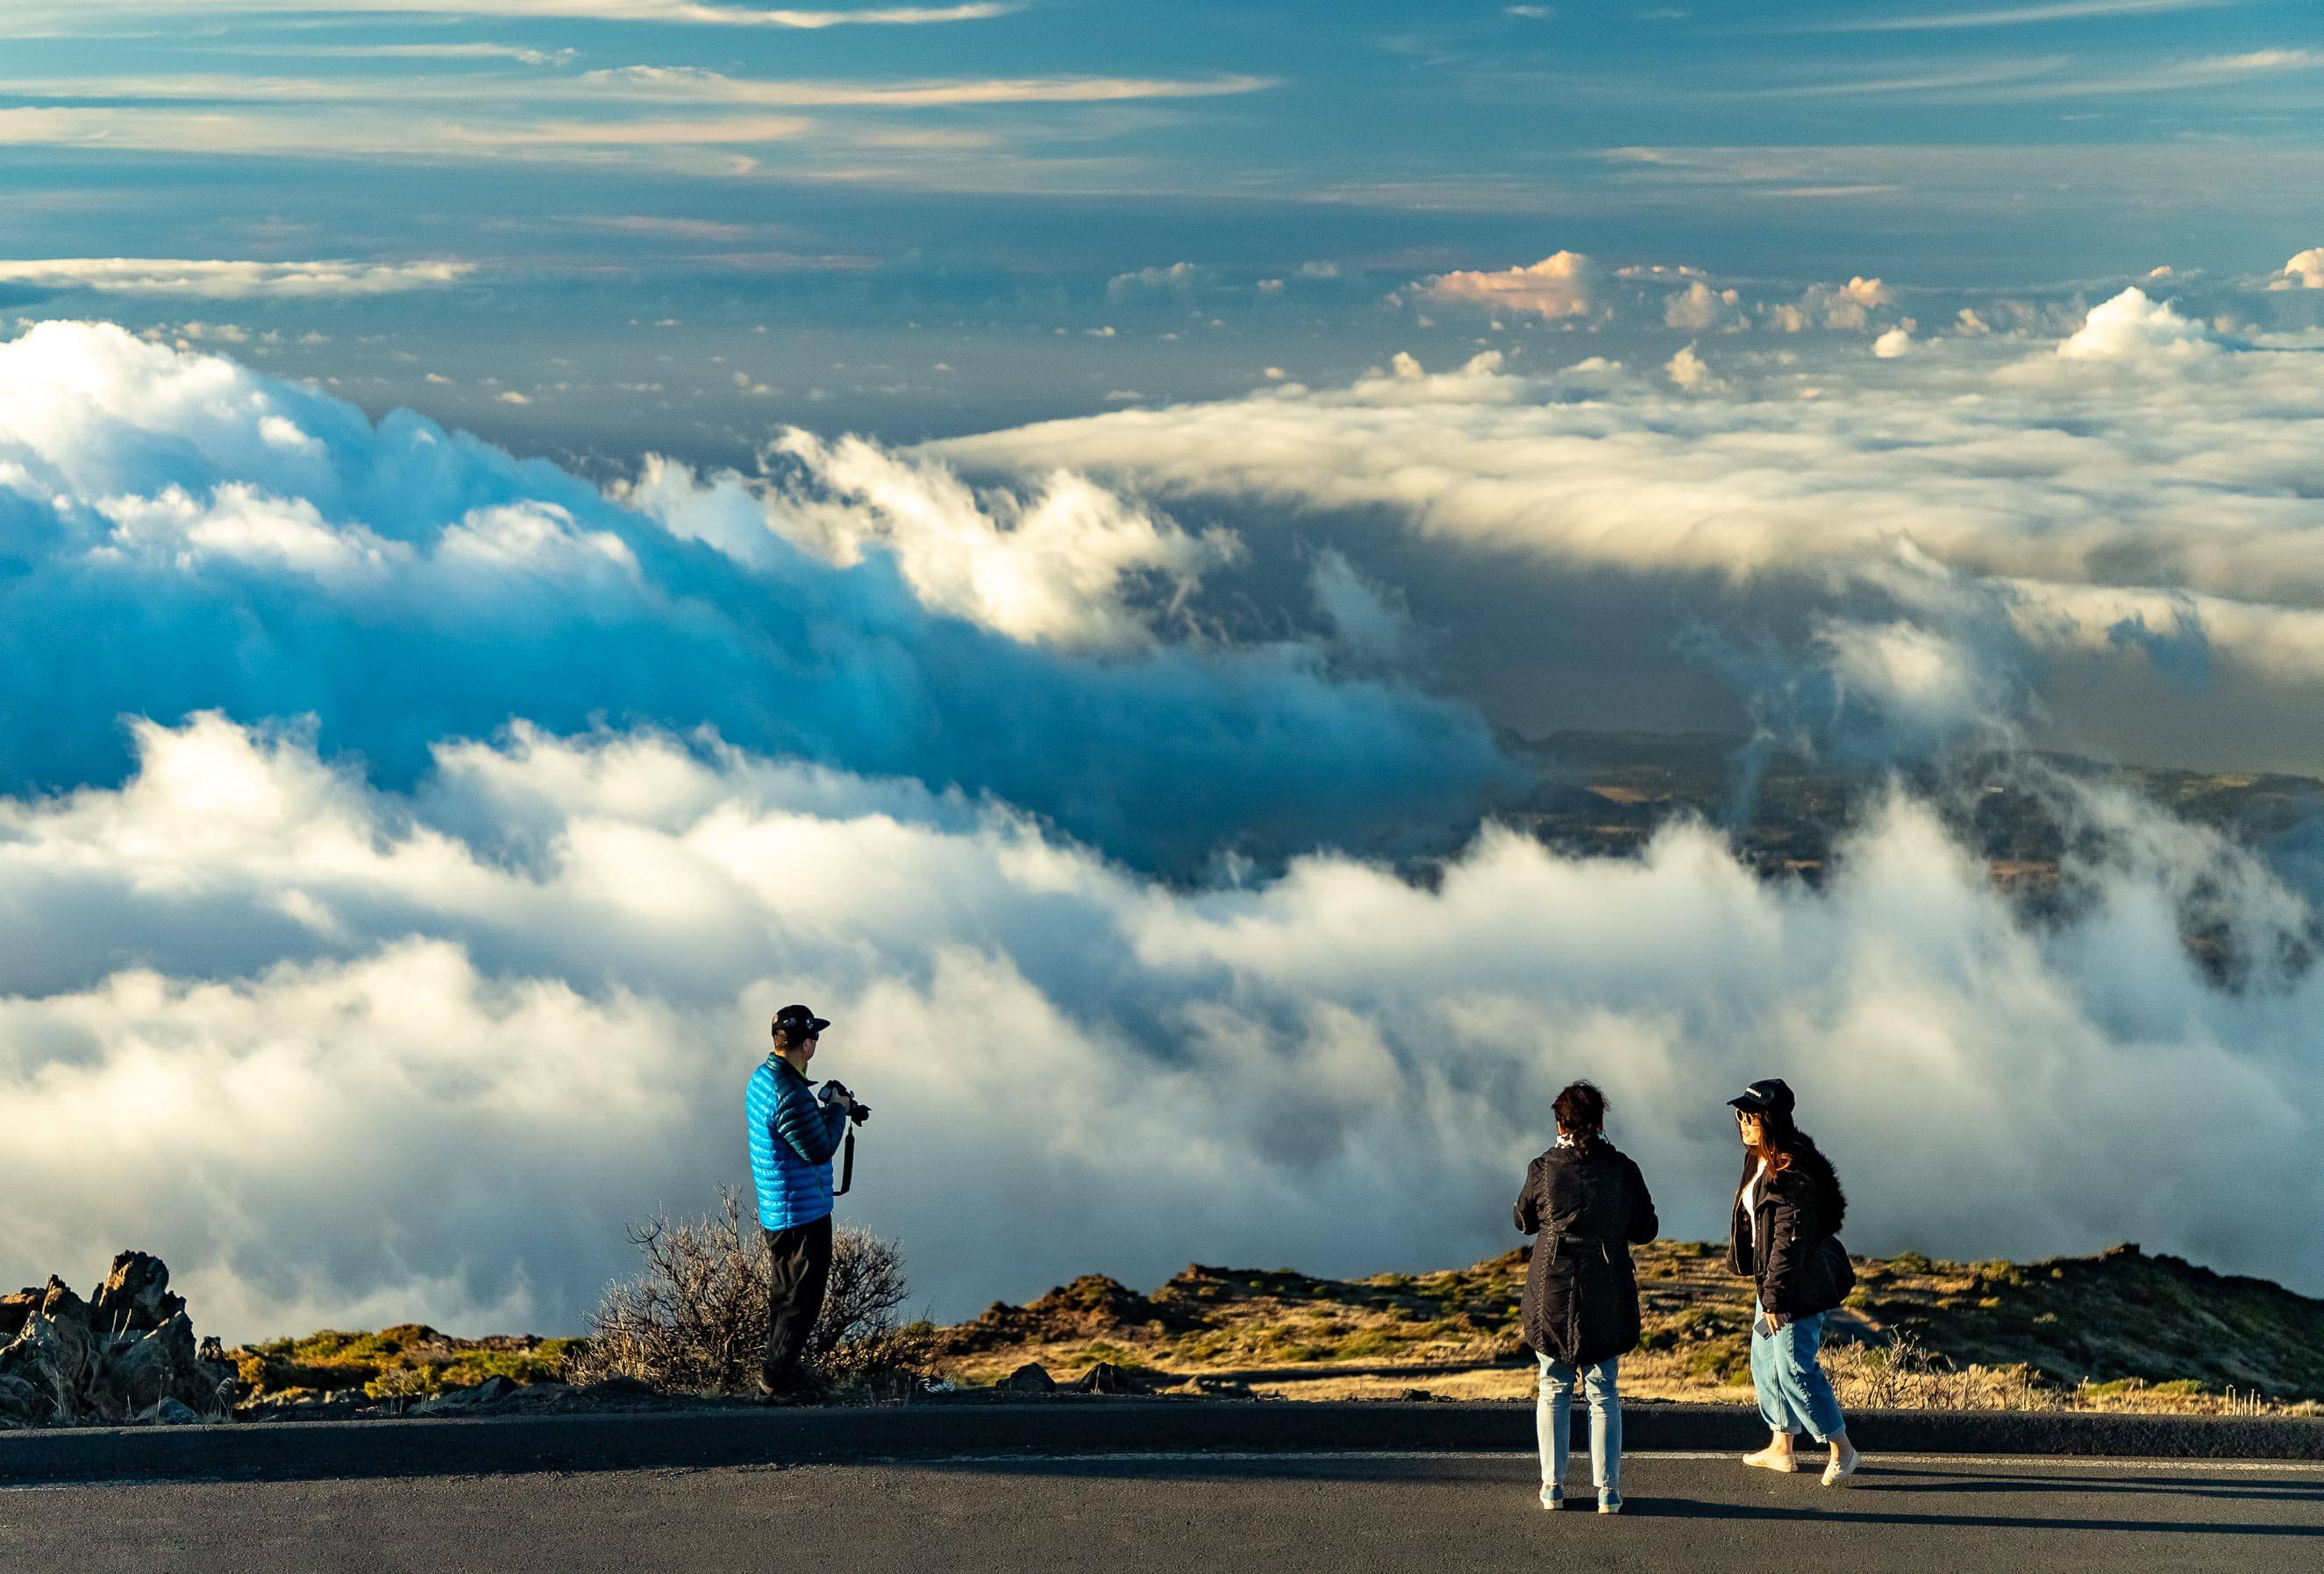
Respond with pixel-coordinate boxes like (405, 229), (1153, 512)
(1512, 728), (2324, 880)
(1502, 730), (2324, 981)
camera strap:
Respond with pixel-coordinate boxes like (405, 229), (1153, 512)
(823, 1080), (859, 1197)
(835, 1127), (860, 1197)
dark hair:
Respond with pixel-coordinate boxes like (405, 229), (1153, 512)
(1552, 1080), (1607, 1140)
(1741, 1107), (1802, 1176)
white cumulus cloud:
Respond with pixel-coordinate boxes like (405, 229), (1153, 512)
(1426, 251), (1599, 320)
(2055, 287), (2217, 361)
(2273, 247), (2324, 290)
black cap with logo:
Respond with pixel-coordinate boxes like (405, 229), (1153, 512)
(773, 1003), (831, 1040)
(1727, 1078), (1795, 1118)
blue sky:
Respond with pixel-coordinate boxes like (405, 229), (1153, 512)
(4, 0), (2321, 459)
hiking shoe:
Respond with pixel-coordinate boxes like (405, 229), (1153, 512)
(1597, 1491), (1623, 1514)
(1539, 1485), (1563, 1511)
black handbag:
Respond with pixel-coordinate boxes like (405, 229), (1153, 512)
(1822, 1236), (1857, 1300)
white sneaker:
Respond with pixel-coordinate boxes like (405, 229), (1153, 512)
(1540, 1485), (1564, 1511)
(1742, 1448), (1798, 1472)
(1598, 1491), (1623, 1514)
(1823, 1445), (1861, 1487)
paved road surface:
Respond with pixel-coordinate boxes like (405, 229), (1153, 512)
(5, 1450), (2319, 1572)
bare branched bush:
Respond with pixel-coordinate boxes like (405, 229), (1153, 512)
(806, 1227), (942, 1392)
(568, 1186), (939, 1398)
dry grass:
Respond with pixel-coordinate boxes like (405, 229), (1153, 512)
(232, 1326), (579, 1402)
(936, 1239), (2324, 1414)
(1823, 1332), (2320, 1415)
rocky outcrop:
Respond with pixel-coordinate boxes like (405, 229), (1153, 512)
(0, 1252), (237, 1428)
(91, 1251), (187, 1336)
(938, 1274), (1201, 1357)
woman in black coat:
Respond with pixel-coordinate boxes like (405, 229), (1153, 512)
(1513, 1079), (1658, 1513)
(1726, 1078), (1862, 1485)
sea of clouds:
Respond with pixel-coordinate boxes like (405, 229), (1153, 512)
(4, 278), (2324, 1339)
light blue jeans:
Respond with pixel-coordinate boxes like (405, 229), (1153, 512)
(1536, 1354), (1621, 1493)
(1749, 1303), (1846, 1443)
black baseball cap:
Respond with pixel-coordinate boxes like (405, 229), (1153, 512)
(1727, 1078), (1794, 1117)
(773, 1003), (831, 1037)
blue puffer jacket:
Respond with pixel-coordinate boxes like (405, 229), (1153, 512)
(745, 1056), (849, 1231)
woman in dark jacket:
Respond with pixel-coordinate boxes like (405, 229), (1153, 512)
(1513, 1079), (1657, 1513)
(1725, 1078), (1861, 1485)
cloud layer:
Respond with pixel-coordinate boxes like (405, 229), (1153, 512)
(931, 292), (2324, 767)
(0, 321), (1512, 872)
(10, 299), (2324, 1343)
(5, 715), (2319, 1341)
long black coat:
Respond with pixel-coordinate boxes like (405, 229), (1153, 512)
(1725, 1135), (1850, 1317)
(1512, 1139), (1659, 1367)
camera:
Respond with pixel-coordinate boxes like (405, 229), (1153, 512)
(821, 1079), (871, 1126)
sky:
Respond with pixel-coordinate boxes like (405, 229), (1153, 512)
(4, 2), (2324, 1343)
(4, 0), (2321, 453)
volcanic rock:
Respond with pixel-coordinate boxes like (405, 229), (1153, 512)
(0, 1288), (42, 1343)
(90, 1251), (187, 1337)
(0, 1254), (235, 1426)
(412, 1375), (521, 1414)
(996, 1362), (1057, 1392)
(0, 1306), (100, 1422)
(39, 1277), (89, 1327)
(107, 1313), (226, 1418)
(1072, 1362), (1147, 1395)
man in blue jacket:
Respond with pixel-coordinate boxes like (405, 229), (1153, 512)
(746, 1002), (855, 1401)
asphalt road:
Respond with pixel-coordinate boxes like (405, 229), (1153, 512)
(4, 1450), (2319, 1572)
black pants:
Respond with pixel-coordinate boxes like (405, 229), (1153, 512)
(763, 1214), (834, 1390)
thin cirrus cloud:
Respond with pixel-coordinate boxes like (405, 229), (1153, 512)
(0, 70), (1276, 110)
(470, 112), (817, 147)
(0, 103), (861, 175)
(1784, 0), (2234, 31)
(206, 44), (583, 65)
(14, 0), (1021, 28)
(0, 258), (474, 297)
(578, 66), (1280, 108)
(0, 67), (1273, 177)
(1725, 56), (2075, 98)
(1722, 49), (2320, 103)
